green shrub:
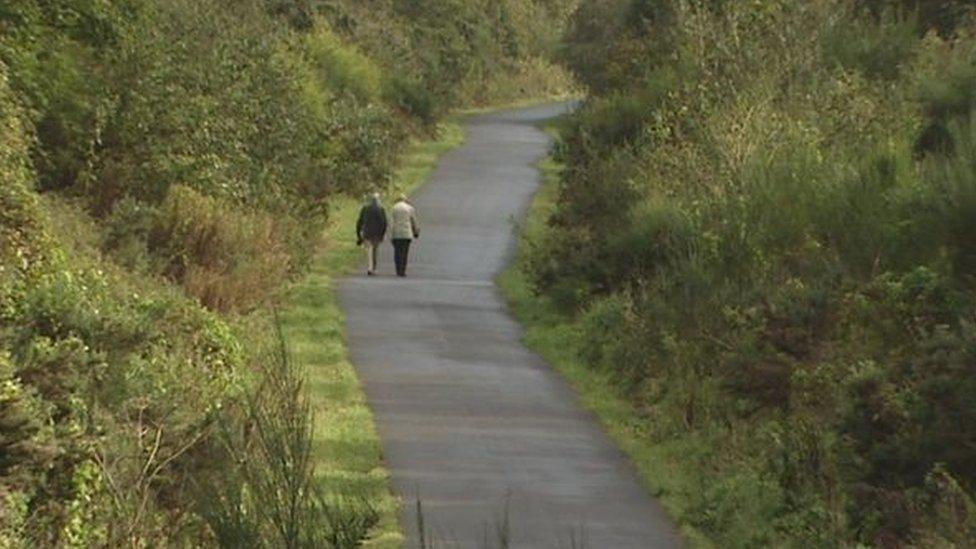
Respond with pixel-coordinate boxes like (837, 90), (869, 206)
(0, 62), (52, 276)
(934, 113), (976, 279)
(866, 0), (976, 36)
(914, 31), (976, 154)
(386, 75), (437, 125)
(323, 0), (579, 108)
(303, 24), (383, 103)
(823, 7), (919, 80)
(198, 319), (380, 547)
(2, 0), (577, 544)
(561, 0), (633, 93)
(148, 185), (292, 313)
(2, 59), (249, 546)
(535, 0), (976, 543)
(1, 244), (248, 545)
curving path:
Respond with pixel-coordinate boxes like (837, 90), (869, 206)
(339, 104), (680, 548)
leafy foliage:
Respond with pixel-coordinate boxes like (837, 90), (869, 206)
(321, 0), (579, 111)
(531, 0), (976, 544)
(1, 0), (575, 545)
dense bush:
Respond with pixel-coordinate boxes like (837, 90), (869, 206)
(1, 0), (576, 545)
(2, 65), (241, 544)
(532, 0), (976, 544)
(147, 186), (294, 313)
(1, 0), (574, 307)
(321, 0), (578, 110)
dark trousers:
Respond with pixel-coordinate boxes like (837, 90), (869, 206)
(392, 239), (412, 276)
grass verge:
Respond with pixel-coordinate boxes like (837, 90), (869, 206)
(278, 121), (465, 548)
(496, 155), (713, 548)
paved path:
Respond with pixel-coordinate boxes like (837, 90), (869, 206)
(339, 104), (680, 548)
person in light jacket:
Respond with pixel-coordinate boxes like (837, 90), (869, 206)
(356, 193), (387, 276)
(390, 194), (419, 277)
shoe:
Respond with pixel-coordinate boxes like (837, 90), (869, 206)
(367, 270), (375, 276)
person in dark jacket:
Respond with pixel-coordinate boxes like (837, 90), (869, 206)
(356, 193), (388, 276)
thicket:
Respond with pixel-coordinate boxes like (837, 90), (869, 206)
(0, 0), (575, 545)
(530, 0), (976, 545)
(320, 0), (578, 115)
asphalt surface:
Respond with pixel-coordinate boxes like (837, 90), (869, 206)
(339, 104), (681, 548)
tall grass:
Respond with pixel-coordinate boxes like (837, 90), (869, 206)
(199, 316), (379, 548)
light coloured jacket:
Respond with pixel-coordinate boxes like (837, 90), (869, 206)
(391, 200), (419, 240)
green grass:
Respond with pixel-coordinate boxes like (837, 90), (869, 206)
(278, 121), (465, 548)
(496, 157), (713, 548)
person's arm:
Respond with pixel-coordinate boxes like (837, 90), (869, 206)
(410, 209), (420, 239)
(355, 207), (365, 243)
(380, 208), (388, 238)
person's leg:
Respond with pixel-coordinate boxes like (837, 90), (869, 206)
(400, 239), (412, 276)
(364, 242), (374, 274)
(369, 241), (379, 273)
(393, 239), (407, 276)
(392, 240), (402, 276)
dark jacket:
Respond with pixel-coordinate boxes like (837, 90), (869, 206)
(356, 202), (388, 242)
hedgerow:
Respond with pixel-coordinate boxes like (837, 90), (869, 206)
(1, 0), (576, 545)
(530, 0), (976, 545)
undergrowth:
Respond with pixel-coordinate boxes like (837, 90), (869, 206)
(0, 0), (570, 542)
(516, 2), (976, 545)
